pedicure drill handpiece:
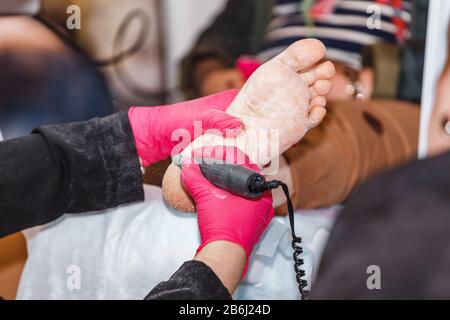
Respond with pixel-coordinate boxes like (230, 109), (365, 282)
(173, 154), (310, 300)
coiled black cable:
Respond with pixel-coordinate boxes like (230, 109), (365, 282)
(249, 179), (310, 300)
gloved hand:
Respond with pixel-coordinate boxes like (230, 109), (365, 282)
(181, 146), (275, 274)
(128, 90), (242, 167)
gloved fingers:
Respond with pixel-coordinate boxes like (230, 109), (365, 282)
(180, 159), (201, 182)
(200, 110), (244, 138)
(180, 159), (216, 198)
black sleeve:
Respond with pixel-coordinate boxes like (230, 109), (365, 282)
(145, 261), (232, 300)
(0, 112), (144, 238)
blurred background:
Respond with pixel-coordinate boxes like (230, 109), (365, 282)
(0, 0), (429, 139)
(0, 0), (230, 140)
(0, 0), (434, 300)
(39, 0), (228, 105)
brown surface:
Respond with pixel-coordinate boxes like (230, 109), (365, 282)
(283, 99), (420, 211)
(0, 233), (27, 300)
(144, 157), (172, 187)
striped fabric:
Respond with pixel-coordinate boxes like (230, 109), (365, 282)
(258, 0), (412, 70)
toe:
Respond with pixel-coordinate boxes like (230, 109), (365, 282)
(315, 61), (336, 80)
(310, 96), (327, 109)
(300, 61), (336, 86)
(277, 39), (326, 72)
(308, 106), (327, 129)
(300, 69), (318, 87)
(310, 80), (332, 97)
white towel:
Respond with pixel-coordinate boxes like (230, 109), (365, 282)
(17, 185), (338, 300)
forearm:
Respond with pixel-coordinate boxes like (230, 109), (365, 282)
(144, 241), (245, 300)
(194, 241), (246, 294)
(0, 112), (144, 238)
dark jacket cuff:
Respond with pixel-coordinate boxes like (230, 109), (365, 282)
(145, 261), (232, 300)
(34, 112), (144, 214)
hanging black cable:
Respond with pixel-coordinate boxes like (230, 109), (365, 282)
(34, 8), (166, 102)
(250, 179), (310, 300)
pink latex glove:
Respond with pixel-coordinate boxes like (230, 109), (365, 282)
(181, 146), (275, 274)
(128, 90), (242, 167)
(236, 56), (262, 81)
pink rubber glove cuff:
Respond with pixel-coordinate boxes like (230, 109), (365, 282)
(128, 89), (241, 167)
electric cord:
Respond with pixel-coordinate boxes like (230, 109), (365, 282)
(34, 11), (147, 68)
(249, 179), (310, 300)
(108, 9), (166, 101)
(34, 14), (92, 59)
(34, 9), (166, 102)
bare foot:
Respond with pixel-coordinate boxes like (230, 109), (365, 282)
(163, 39), (335, 212)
